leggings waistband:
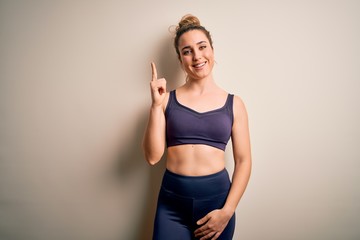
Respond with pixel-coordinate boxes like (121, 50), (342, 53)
(161, 168), (231, 198)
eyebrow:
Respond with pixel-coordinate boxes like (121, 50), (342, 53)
(181, 41), (208, 51)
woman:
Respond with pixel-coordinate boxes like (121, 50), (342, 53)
(143, 14), (251, 240)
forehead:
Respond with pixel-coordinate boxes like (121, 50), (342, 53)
(178, 30), (209, 47)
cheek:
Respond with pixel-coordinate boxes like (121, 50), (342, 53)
(181, 56), (192, 66)
(205, 51), (214, 61)
(179, 59), (189, 70)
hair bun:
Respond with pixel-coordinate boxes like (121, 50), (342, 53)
(178, 14), (201, 30)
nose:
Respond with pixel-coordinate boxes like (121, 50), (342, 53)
(192, 49), (201, 61)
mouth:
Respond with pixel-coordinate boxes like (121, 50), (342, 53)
(192, 61), (207, 69)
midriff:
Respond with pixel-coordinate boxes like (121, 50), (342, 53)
(166, 144), (226, 176)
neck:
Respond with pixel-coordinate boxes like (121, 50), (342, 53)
(186, 74), (216, 93)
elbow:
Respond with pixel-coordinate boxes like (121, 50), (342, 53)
(234, 154), (252, 169)
(142, 144), (163, 166)
(142, 142), (164, 166)
(144, 152), (161, 166)
(147, 158), (159, 166)
(142, 137), (165, 166)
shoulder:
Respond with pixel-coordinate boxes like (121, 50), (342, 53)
(232, 95), (248, 120)
(232, 95), (246, 108)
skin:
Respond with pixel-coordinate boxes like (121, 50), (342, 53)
(143, 29), (252, 239)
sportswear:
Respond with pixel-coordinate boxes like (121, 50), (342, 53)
(153, 169), (236, 239)
(165, 90), (234, 151)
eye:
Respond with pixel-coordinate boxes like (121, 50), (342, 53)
(199, 45), (207, 50)
(182, 50), (191, 55)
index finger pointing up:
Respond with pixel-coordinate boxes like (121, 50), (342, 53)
(151, 62), (158, 81)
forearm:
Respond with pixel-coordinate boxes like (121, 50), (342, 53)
(142, 105), (166, 165)
(223, 158), (252, 214)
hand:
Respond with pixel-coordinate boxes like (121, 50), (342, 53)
(194, 209), (232, 240)
(150, 62), (167, 107)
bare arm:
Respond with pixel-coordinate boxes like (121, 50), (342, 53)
(142, 63), (168, 165)
(223, 95), (252, 214)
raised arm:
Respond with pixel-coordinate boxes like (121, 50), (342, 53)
(142, 62), (168, 165)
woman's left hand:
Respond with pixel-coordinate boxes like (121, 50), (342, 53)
(194, 209), (232, 239)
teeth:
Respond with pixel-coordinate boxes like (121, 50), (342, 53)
(194, 62), (206, 68)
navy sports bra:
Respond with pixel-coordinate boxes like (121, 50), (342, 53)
(165, 90), (234, 151)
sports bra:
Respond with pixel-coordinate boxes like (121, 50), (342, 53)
(165, 90), (234, 151)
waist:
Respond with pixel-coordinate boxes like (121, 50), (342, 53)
(166, 144), (225, 176)
(161, 168), (231, 198)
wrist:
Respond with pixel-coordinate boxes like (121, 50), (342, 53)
(150, 104), (163, 111)
(222, 205), (235, 217)
(149, 104), (164, 117)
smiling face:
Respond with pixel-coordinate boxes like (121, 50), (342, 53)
(178, 30), (215, 81)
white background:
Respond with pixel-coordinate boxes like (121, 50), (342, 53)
(1, 0), (359, 239)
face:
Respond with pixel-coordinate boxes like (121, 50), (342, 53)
(178, 30), (214, 81)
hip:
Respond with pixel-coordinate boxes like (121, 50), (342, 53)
(160, 168), (231, 199)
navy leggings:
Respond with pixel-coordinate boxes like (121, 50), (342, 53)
(153, 169), (235, 240)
